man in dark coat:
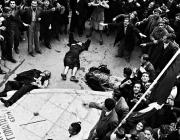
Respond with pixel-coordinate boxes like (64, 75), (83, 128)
(0, 69), (51, 107)
(53, 0), (69, 35)
(51, 0), (67, 40)
(69, 0), (89, 37)
(87, 98), (119, 140)
(8, 0), (26, 54)
(136, 8), (162, 38)
(21, 0), (43, 57)
(102, 16), (146, 62)
(141, 34), (179, 73)
(40, 0), (55, 49)
(2, 3), (28, 62)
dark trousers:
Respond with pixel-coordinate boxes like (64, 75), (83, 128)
(40, 24), (51, 45)
(10, 28), (20, 51)
(4, 28), (20, 59)
(52, 20), (61, 37)
(0, 40), (6, 59)
(118, 39), (131, 59)
(69, 13), (84, 35)
(3, 81), (37, 105)
(27, 22), (41, 53)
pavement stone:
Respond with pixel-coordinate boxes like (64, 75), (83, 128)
(0, 31), (141, 139)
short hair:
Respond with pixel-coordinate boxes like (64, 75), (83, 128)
(104, 98), (115, 111)
(43, 70), (51, 79)
(153, 8), (161, 14)
(123, 67), (132, 77)
(71, 122), (81, 135)
(144, 127), (154, 135)
(142, 72), (150, 77)
(138, 120), (146, 128)
(133, 81), (142, 89)
(31, 0), (38, 3)
(141, 54), (150, 61)
(158, 20), (165, 25)
(10, 0), (16, 2)
(3, 7), (12, 13)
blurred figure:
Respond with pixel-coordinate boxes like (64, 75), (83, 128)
(86, 0), (109, 45)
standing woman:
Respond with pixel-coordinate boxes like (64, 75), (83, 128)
(87, 0), (109, 45)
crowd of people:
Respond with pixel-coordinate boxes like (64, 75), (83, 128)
(0, 0), (180, 139)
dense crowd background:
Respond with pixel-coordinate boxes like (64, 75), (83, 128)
(0, 0), (180, 140)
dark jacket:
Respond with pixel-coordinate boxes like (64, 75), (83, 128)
(146, 41), (178, 71)
(70, 0), (88, 19)
(109, 22), (140, 52)
(21, 6), (42, 29)
(14, 69), (42, 84)
(95, 109), (118, 140)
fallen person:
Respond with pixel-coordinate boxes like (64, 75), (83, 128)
(0, 69), (51, 107)
(61, 33), (91, 82)
(85, 65), (122, 91)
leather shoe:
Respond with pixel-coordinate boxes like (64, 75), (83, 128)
(99, 40), (103, 45)
(7, 58), (17, 63)
(61, 73), (66, 80)
(70, 76), (78, 82)
(46, 44), (52, 49)
(0, 98), (10, 107)
(14, 48), (19, 54)
(29, 53), (35, 57)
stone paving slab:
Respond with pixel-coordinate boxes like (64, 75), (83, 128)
(0, 89), (112, 140)
(0, 30), (141, 140)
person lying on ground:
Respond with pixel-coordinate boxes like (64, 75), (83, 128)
(0, 69), (51, 107)
(61, 33), (91, 82)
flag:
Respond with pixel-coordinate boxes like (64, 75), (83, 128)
(121, 52), (180, 129)
(124, 103), (163, 130)
(149, 53), (180, 105)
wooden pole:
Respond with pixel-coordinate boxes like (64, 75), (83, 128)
(115, 48), (180, 130)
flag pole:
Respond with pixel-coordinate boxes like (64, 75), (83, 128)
(115, 48), (180, 130)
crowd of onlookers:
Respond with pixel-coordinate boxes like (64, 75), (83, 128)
(83, 54), (180, 140)
(0, 0), (180, 139)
